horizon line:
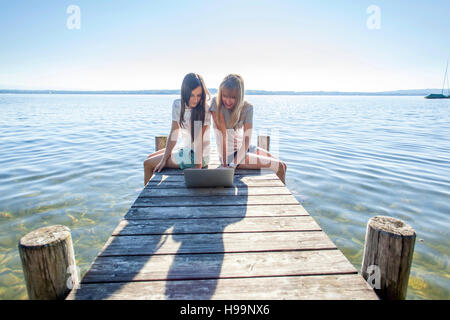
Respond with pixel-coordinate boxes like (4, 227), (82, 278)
(0, 88), (444, 96)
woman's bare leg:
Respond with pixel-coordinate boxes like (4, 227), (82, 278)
(143, 151), (179, 186)
(255, 146), (281, 159)
(254, 147), (286, 173)
(237, 152), (287, 184)
(148, 148), (166, 158)
(143, 148), (170, 184)
(255, 147), (286, 168)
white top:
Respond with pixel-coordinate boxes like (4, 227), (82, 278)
(209, 97), (253, 163)
(171, 99), (211, 158)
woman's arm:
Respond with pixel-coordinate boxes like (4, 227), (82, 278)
(234, 122), (252, 166)
(155, 120), (180, 172)
(211, 111), (228, 166)
(192, 123), (209, 169)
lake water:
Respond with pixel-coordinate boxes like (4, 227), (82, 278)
(0, 94), (448, 300)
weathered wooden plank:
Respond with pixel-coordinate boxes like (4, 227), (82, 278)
(80, 250), (356, 283)
(98, 231), (337, 256)
(146, 179), (285, 189)
(155, 168), (273, 176)
(67, 274), (378, 300)
(148, 173), (279, 184)
(112, 216), (321, 236)
(132, 194), (299, 207)
(125, 204), (310, 220)
(139, 186), (292, 197)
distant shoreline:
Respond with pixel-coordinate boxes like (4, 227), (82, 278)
(0, 89), (444, 96)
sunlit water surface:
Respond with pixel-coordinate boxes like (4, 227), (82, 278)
(0, 94), (448, 299)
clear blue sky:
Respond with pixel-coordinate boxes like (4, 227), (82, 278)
(1, 0), (449, 91)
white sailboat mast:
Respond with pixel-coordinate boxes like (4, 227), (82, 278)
(442, 61), (449, 95)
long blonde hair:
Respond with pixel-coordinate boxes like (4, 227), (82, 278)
(215, 74), (245, 128)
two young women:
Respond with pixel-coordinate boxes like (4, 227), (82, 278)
(143, 73), (287, 185)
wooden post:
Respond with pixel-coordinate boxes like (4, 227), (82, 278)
(18, 225), (79, 300)
(155, 135), (168, 152)
(361, 216), (416, 300)
(257, 135), (270, 151)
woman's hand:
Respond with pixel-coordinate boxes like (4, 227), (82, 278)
(155, 157), (167, 172)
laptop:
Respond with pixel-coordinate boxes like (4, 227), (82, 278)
(184, 167), (235, 188)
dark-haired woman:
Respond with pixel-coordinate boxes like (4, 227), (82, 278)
(143, 73), (211, 185)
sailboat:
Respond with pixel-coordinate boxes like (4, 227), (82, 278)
(425, 61), (450, 99)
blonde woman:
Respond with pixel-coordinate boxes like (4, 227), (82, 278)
(143, 73), (211, 185)
(210, 74), (287, 183)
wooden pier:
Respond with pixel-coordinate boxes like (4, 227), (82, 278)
(66, 148), (378, 300)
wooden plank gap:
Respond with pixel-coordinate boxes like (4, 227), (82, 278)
(111, 229), (323, 237)
(124, 214), (311, 221)
(81, 271), (359, 285)
(98, 247), (340, 258)
(131, 203), (301, 208)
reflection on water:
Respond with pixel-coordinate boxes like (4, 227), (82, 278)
(0, 94), (449, 300)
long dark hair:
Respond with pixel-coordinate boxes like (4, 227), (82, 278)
(180, 73), (210, 140)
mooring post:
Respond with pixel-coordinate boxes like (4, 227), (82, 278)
(18, 225), (79, 300)
(361, 216), (416, 300)
(257, 135), (270, 151)
(155, 135), (168, 152)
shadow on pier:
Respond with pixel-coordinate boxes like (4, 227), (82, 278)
(74, 172), (248, 300)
